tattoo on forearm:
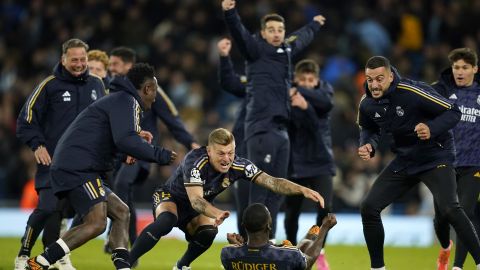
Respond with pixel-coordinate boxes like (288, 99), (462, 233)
(192, 197), (208, 214)
(258, 174), (301, 195)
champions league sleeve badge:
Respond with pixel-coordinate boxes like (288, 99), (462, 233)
(190, 168), (202, 183)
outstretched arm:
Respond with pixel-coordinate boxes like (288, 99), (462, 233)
(185, 186), (230, 226)
(253, 172), (324, 208)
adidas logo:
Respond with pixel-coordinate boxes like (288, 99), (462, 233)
(474, 172), (480, 178)
(374, 112), (381, 118)
(276, 48), (284, 53)
(449, 93), (457, 100)
(62, 91), (71, 102)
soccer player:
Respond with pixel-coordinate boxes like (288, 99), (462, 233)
(221, 203), (337, 270)
(357, 55), (480, 270)
(432, 47), (480, 270)
(128, 128), (325, 270)
(15, 38), (105, 270)
(222, 0), (326, 239)
(25, 63), (177, 270)
(104, 46), (198, 253)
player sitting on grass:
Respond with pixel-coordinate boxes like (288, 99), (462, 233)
(221, 203), (337, 270)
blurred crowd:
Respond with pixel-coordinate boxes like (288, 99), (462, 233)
(0, 0), (478, 214)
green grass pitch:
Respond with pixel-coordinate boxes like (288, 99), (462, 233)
(0, 237), (475, 269)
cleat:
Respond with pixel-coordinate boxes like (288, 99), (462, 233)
(316, 253), (330, 270)
(51, 254), (76, 270)
(25, 257), (49, 270)
(14, 255), (29, 270)
(305, 225), (320, 240)
(281, 240), (293, 247)
(452, 267), (462, 270)
(437, 240), (452, 270)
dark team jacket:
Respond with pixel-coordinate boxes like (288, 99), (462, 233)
(141, 87), (194, 148)
(218, 56), (247, 154)
(289, 82), (336, 178)
(16, 64), (105, 188)
(49, 76), (173, 193)
(221, 243), (307, 270)
(224, 8), (322, 140)
(432, 69), (480, 167)
(162, 147), (263, 207)
(358, 68), (461, 174)
(219, 55), (335, 178)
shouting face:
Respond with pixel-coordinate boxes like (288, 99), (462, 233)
(365, 66), (394, 99)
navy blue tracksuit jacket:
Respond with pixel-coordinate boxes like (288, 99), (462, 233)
(433, 69), (480, 167)
(358, 69), (461, 174)
(218, 55), (335, 178)
(224, 8), (323, 139)
(50, 76), (172, 194)
(289, 83), (335, 178)
(16, 64), (105, 189)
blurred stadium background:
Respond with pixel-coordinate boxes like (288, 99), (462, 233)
(0, 0), (478, 268)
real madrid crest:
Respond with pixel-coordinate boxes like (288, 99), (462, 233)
(222, 177), (231, 188)
(396, 106), (404, 117)
(91, 89), (98, 101)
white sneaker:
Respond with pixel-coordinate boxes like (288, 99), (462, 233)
(14, 255), (29, 270)
(172, 266), (191, 270)
(52, 254), (76, 270)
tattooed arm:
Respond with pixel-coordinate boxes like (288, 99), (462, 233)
(254, 172), (325, 208)
(185, 186), (230, 226)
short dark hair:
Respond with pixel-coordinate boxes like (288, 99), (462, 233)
(295, 59), (319, 75)
(365, 56), (391, 70)
(127, 63), (155, 90)
(62, 38), (89, 54)
(448, 48), (478, 67)
(260, 14), (285, 30)
(242, 203), (270, 233)
(110, 46), (136, 64)
(208, 128), (235, 146)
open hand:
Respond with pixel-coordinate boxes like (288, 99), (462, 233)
(302, 187), (325, 208)
(34, 146), (51, 165)
(214, 211), (230, 227)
